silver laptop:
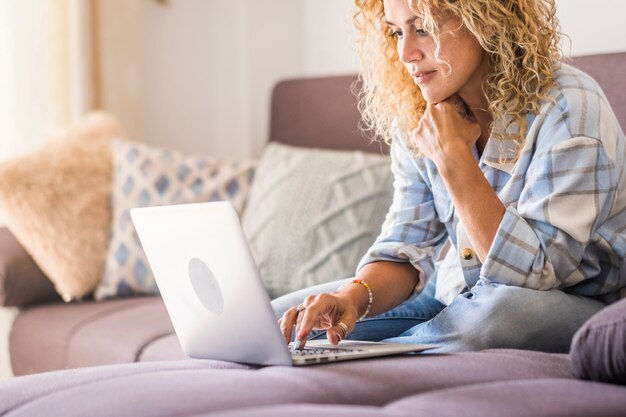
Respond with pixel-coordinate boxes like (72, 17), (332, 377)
(130, 201), (436, 366)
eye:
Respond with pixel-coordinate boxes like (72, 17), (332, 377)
(416, 28), (428, 36)
(389, 28), (403, 39)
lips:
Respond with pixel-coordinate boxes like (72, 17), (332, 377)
(410, 69), (434, 77)
(410, 70), (436, 84)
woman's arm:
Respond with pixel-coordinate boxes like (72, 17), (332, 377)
(413, 97), (505, 262)
(287, 260), (419, 347)
(280, 136), (447, 348)
(418, 93), (620, 294)
(437, 147), (505, 262)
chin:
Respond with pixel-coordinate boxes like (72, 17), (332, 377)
(418, 88), (454, 105)
(419, 91), (444, 104)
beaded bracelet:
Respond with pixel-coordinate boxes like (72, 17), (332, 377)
(337, 279), (373, 321)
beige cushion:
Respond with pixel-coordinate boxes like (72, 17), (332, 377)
(0, 113), (123, 301)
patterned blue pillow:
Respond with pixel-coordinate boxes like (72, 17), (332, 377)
(95, 140), (255, 299)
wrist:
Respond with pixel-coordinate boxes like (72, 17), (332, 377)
(436, 146), (476, 180)
(335, 279), (373, 320)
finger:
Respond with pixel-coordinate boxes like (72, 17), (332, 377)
(293, 296), (316, 343)
(294, 306), (306, 344)
(433, 99), (457, 115)
(278, 310), (292, 344)
(441, 96), (472, 120)
(417, 114), (435, 139)
(295, 294), (335, 349)
(279, 307), (300, 345)
(328, 307), (359, 344)
(303, 295), (317, 306)
(327, 321), (349, 345)
(450, 96), (468, 118)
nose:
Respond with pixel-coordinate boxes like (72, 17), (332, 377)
(398, 35), (424, 65)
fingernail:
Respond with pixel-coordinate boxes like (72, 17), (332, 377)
(294, 339), (302, 350)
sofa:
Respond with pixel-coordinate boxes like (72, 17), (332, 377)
(0, 52), (625, 416)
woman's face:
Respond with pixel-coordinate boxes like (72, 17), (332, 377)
(383, 0), (490, 106)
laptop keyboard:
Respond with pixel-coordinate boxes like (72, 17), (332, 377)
(289, 346), (360, 356)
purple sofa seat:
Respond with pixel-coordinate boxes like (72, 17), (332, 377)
(0, 350), (588, 417)
(9, 296), (185, 376)
(211, 380), (626, 417)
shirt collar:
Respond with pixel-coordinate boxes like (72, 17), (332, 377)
(481, 136), (518, 174)
(480, 114), (533, 175)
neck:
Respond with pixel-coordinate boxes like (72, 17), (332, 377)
(472, 108), (492, 153)
(458, 93), (492, 156)
(457, 54), (494, 153)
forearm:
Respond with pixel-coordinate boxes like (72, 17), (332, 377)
(335, 261), (420, 318)
(438, 149), (505, 262)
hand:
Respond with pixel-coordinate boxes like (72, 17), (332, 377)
(277, 292), (359, 349)
(410, 95), (481, 167)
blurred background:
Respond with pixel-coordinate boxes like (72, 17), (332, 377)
(0, 0), (625, 164)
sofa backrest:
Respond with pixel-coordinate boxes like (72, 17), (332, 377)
(268, 52), (626, 153)
(268, 75), (377, 153)
(571, 52), (626, 130)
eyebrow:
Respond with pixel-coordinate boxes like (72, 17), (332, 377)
(385, 15), (420, 27)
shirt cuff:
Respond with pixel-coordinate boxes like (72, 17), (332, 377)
(356, 243), (436, 293)
(480, 205), (543, 287)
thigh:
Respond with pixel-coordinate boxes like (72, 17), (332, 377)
(383, 281), (607, 353)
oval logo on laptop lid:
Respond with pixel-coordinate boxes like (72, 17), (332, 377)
(188, 257), (224, 315)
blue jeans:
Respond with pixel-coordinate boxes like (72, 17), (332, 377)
(271, 277), (606, 353)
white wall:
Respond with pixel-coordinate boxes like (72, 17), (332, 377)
(97, 0), (626, 161)
(300, 0), (356, 76)
(97, 0), (357, 160)
(557, 0), (626, 56)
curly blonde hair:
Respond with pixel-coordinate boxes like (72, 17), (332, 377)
(353, 0), (562, 160)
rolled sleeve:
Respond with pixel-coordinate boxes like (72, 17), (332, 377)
(481, 205), (557, 289)
(357, 136), (447, 282)
(481, 137), (616, 290)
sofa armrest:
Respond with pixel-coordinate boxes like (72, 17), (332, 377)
(0, 228), (61, 307)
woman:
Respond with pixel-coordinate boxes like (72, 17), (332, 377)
(273, 0), (626, 353)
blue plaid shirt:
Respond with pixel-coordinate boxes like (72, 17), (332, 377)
(358, 64), (626, 302)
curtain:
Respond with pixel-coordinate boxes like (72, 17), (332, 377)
(0, 0), (99, 163)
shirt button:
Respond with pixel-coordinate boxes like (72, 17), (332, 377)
(461, 248), (474, 261)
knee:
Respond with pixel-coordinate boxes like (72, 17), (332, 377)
(437, 283), (542, 351)
(271, 294), (301, 320)
(411, 282), (602, 353)
(465, 280), (549, 311)
(450, 282), (598, 352)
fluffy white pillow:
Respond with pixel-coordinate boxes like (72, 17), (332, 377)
(0, 113), (122, 301)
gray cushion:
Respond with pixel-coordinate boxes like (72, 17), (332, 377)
(570, 298), (626, 385)
(242, 142), (393, 298)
